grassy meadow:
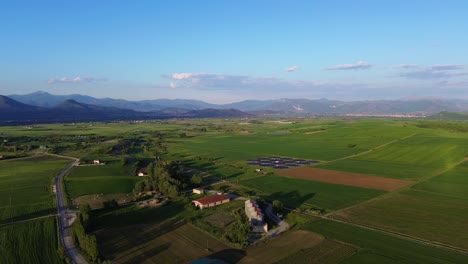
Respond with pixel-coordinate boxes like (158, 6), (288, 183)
(0, 155), (70, 222)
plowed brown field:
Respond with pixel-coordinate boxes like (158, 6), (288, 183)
(278, 167), (412, 191)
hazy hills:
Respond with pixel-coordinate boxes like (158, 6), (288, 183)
(9, 91), (468, 114)
(0, 95), (250, 124)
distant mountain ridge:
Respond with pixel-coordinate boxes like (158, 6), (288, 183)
(8, 91), (468, 115)
(0, 95), (251, 124)
(9, 91), (216, 111)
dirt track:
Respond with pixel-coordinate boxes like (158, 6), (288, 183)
(278, 167), (412, 191)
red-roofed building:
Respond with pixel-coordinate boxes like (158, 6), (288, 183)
(192, 194), (230, 209)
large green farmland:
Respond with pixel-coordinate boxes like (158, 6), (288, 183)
(303, 218), (468, 264)
(0, 155), (69, 222)
(0, 218), (63, 264)
(331, 161), (468, 249)
(320, 132), (468, 180)
(171, 120), (417, 162)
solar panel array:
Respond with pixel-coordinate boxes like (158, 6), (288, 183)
(247, 156), (319, 169)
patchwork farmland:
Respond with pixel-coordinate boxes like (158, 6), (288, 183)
(278, 167), (412, 191)
(2, 118), (468, 263)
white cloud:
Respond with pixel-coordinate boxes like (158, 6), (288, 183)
(48, 76), (107, 84)
(169, 73), (195, 80)
(400, 70), (468, 79)
(390, 64), (419, 69)
(430, 64), (464, 71)
(164, 72), (360, 92)
(396, 64), (467, 80)
(325, 61), (372, 70)
(286, 65), (300, 72)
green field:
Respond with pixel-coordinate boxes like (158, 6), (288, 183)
(240, 175), (385, 211)
(2, 118), (468, 263)
(65, 163), (140, 198)
(303, 219), (468, 264)
(0, 155), (70, 222)
(171, 120), (417, 162)
(276, 239), (357, 264)
(331, 161), (468, 249)
(320, 133), (468, 180)
(0, 218), (63, 264)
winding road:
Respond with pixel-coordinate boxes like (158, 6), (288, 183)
(50, 154), (88, 264)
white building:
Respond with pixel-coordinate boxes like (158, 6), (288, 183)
(192, 188), (204, 194)
(245, 199), (268, 233)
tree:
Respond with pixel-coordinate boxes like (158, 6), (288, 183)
(191, 174), (203, 185)
(272, 200), (284, 214)
(79, 204), (91, 230)
(225, 210), (250, 245)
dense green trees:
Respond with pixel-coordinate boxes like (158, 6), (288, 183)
(224, 208), (250, 246)
(73, 205), (99, 263)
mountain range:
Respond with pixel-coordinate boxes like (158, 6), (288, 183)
(0, 95), (250, 124)
(8, 91), (468, 115)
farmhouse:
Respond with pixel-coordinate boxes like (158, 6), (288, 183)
(192, 194), (230, 209)
(192, 188), (204, 194)
(245, 199), (268, 233)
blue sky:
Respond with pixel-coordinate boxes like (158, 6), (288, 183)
(1, 0), (468, 103)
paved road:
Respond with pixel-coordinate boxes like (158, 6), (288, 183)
(52, 155), (88, 264)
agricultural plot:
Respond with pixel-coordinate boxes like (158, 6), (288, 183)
(96, 220), (240, 264)
(240, 175), (385, 211)
(319, 134), (468, 180)
(239, 230), (327, 264)
(0, 155), (70, 222)
(331, 161), (468, 250)
(276, 239), (357, 264)
(278, 167), (412, 191)
(303, 219), (468, 264)
(171, 120), (417, 162)
(65, 163), (140, 198)
(0, 218), (63, 264)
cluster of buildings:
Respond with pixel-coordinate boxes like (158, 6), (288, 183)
(191, 190), (268, 233)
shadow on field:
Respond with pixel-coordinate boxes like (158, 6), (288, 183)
(268, 190), (316, 209)
(90, 201), (185, 230)
(96, 217), (186, 261)
(202, 249), (247, 264)
(0, 208), (56, 225)
(121, 243), (171, 264)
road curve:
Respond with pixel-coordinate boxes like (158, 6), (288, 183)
(51, 154), (88, 264)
